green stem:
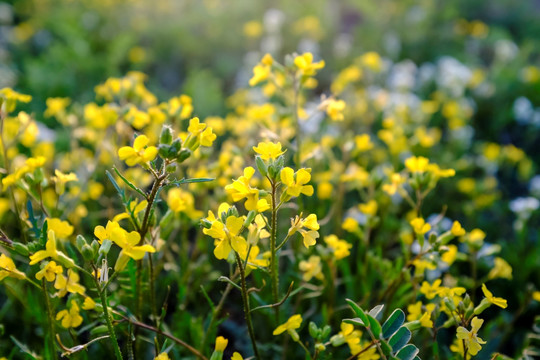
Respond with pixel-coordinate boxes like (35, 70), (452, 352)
(42, 279), (57, 360)
(95, 278), (123, 360)
(234, 252), (260, 359)
(270, 181), (280, 322)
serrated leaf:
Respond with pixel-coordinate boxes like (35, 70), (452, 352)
(369, 304), (385, 319)
(396, 344), (419, 360)
(389, 326), (411, 353)
(382, 309), (406, 338)
(367, 314), (382, 338)
(113, 167), (147, 198)
(345, 299), (369, 326)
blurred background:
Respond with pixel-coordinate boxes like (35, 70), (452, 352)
(1, 0), (540, 357)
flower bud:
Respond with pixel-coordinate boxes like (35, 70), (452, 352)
(255, 156), (268, 177)
(12, 242), (29, 256)
(176, 149), (191, 163)
(81, 244), (95, 261)
(160, 125), (173, 145)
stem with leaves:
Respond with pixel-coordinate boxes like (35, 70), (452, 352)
(269, 179), (280, 322)
(42, 279), (58, 360)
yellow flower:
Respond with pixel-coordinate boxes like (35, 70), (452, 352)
(252, 141), (285, 161)
(358, 200), (377, 216)
(154, 353), (170, 360)
(441, 245), (458, 265)
(54, 269), (85, 297)
(410, 217), (431, 235)
(299, 255), (324, 281)
(111, 227), (156, 271)
(288, 214), (320, 248)
(487, 257), (512, 280)
(203, 215), (247, 260)
(420, 279), (442, 300)
(280, 167), (314, 197)
(29, 230), (60, 265)
(82, 297), (96, 310)
(225, 167), (261, 211)
(35, 261), (62, 282)
(167, 188), (202, 219)
(451, 221), (466, 236)
(118, 135), (158, 166)
(200, 126), (217, 147)
(0, 88), (32, 112)
(46, 218), (74, 239)
(456, 317), (486, 356)
(273, 314), (302, 335)
(294, 53), (325, 77)
(215, 336), (228, 352)
(231, 352), (244, 360)
(44, 97), (71, 118)
(405, 156), (430, 173)
(94, 221), (122, 244)
(342, 218), (359, 233)
(0, 254), (26, 281)
(324, 235), (352, 260)
(481, 284), (508, 309)
(324, 99), (346, 121)
(56, 300), (83, 329)
(249, 55), (272, 86)
(354, 134), (374, 152)
(360, 52), (383, 72)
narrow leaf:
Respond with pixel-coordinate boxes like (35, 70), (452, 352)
(345, 299), (369, 326)
(367, 314), (382, 338)
(106, 170), (125, 200)
(382, 309), (406, 338)
(113, 167), (147, 198)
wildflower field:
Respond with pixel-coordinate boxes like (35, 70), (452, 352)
(1, 0), (540, 359)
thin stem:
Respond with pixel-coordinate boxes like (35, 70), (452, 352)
(201, 279), (235, 355)
(270, 181), (280, 322)
(42, 279), (58, 360)
(94, 277), (123, 360)
(234, 252), (260, 359)
(114, 312), (208, 360)
(297, 340), (313, 360)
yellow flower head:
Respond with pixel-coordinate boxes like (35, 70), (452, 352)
(324, 235), (352, 260)
(215, 336), (228, 352)
(54, 269), (85, 297)
(253, 141), (285, 161)
(203, 215), (247, 260)
(451, 221), (466, 236)
(456, 317), (486, 356)
(299, 255), (324, 281)
(111, 227), (156, 271)
(405, 156), (430, 173)
(118, 135), (158, 166)
(35, 261), (62, 282)
(294, 53), (325, 77)
(281, 167), (314, 197)
(56, 300), (83, 329)
(410, 217), (431, 235)
(0, 254), (26, 281)
(288, 213), (320, 248)
(29, 230), (59, 265)
(273, 314), (303, 335)
(481, 284), (508, 309)
(225, 167), (261, 211)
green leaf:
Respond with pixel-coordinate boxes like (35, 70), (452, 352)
(113, 166), (147, 198)
(106, 169), (125, 200)
(369, 304), (385, 319)
(380, 339), (392, 356)
(382, 309), (406, 338)
(168, 177), (215, 187)
(345, 299), (369, 326)
(367, 314), (382, 338)
(396, 344), (419, 360)
(389, 326), (411, 353)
